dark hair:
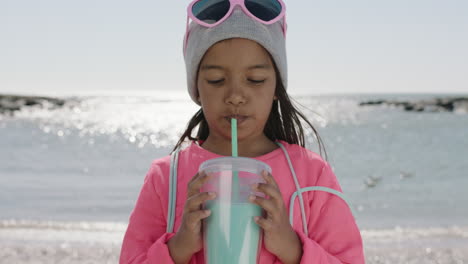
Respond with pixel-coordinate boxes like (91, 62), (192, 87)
(171, 52), (328, 161)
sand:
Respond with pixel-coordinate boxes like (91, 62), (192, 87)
(1, 243), (468, 264)
(1, 222), (468, 263)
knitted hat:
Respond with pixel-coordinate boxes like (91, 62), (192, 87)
(183, 6), (287, 105)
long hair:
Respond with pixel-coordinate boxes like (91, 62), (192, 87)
(171, 55), (328, 161)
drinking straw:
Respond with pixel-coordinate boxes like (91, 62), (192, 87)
(231, 118), (238, 157)
(231, 118), (239, 201)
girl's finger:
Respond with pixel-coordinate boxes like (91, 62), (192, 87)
(187, 171), (212, 198)
(254, 216), (273, 231)
(185, 191), (216, 212)
(186, 210), (212, 228)
(251, 182), (282, 203)
(187, 171), (205, 185)
(187, 171), (204, 198)
(249, 195), (278, 219)
(261, 170), (280, 189)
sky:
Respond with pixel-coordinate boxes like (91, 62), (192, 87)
(0, 0), (467, 96)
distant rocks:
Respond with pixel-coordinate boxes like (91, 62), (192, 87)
(362, 170), (415, 190)
(0, 94), (66, 115)
(363, 175), (382, 188)
(359, 96), (468, 113)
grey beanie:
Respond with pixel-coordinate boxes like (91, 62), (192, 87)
(183, 7), (287, 105)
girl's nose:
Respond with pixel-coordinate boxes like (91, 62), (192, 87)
(224, 82), (246, 106)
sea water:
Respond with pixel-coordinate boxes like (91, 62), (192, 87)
(203, 201), (263, 264)
(2, 93), (468, 263)
(2, 93), (468, 228)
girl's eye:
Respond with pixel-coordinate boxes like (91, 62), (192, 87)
(207, 79), (224, 85)
(207, 79), (266, 85)
(249, 79), (266, 84)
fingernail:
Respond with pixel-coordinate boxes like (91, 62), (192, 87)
(251, 183), (258, 190)
(254, 216), (260, 222)
(209, 192), (216, 197)
(205, 210), (211, 215)
(249, 195), (256, 201)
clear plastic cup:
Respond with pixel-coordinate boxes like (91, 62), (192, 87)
(200, 157), (271, 264)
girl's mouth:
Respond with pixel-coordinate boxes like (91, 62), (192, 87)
(225, 115), (248, 125)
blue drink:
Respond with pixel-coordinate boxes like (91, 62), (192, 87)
(199, 157), (271, 264)
(203, 201), (263, 264)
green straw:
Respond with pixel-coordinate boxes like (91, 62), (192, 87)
(231, 118), (239, 202)
(231, 118), (238, 157)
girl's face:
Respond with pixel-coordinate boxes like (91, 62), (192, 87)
(197, 38), (277, 142)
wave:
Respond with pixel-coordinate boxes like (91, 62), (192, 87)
(0, 219), (127, 244)
(2, 219), (468, 243)
(0, 219), (127, 232)
(361, 226), (468, 240)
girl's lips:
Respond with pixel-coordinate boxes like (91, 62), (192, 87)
(225, 116), (248, 125)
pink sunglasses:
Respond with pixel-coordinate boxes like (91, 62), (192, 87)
(183, 0), (287, 55)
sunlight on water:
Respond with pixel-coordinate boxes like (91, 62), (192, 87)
(7, 94), (370, 149)
(11, 96), (200, 148)
(293, 95), (375, 127)
(1, 93), (467, 229)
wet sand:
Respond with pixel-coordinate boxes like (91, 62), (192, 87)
(1, 222), (467, 263)
(1, 240), (467, 263)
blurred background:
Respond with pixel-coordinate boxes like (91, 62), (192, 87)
(1, 0), (467, 263)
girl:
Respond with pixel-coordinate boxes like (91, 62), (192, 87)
(120, 1), (365, 263)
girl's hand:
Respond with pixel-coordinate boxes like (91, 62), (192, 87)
(249, 170), (303, 264)
(168, 171), (216, 262)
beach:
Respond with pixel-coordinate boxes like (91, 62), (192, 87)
(1, 93), (467, 263)
(3, 244), (467, 264)
(1, 220), (468, 263)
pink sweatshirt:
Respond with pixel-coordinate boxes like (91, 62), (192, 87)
(120, 140), (365, 263)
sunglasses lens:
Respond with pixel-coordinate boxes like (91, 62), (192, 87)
(192, 0), (230, 24)
(245, 0), (282, 21)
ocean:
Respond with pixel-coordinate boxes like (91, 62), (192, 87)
(1, 92), (467, 263)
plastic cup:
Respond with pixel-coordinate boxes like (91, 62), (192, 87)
(200, 157), (271, 264)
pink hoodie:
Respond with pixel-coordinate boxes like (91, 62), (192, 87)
(120, 140), (365, 263)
